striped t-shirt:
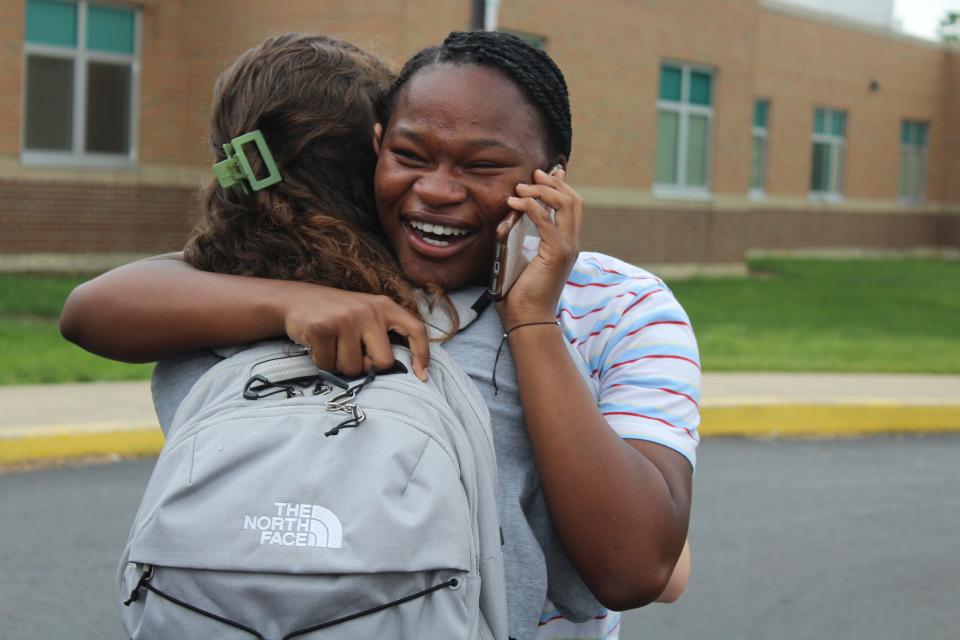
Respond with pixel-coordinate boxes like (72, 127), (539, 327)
(535, 252), (700, 640)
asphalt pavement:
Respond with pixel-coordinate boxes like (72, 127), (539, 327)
(2, 436), (958, 639)
(1, 371), (959, 638)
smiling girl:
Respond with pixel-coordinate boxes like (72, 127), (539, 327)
(62, 31), (698, 640)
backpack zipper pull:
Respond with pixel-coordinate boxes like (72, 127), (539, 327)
(324, 406), (366, 437)
(123, 564), (154, 606)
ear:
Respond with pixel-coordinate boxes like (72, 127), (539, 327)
(373, 123), (384, 156)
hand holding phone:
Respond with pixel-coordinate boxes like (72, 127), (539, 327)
(488, 165), (563, 301)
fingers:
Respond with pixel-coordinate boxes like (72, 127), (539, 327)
(335, 325), (365, 378)
(307, 336), (337, 372)
(385, 308), (431, 381)
(286, 293), (430, 382)
(361, 325), (395, 372)
(510, 169), (582, 244)
(536, 167), (582, 240)
(553, 168), (583, 240)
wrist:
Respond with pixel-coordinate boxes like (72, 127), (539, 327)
(260, 278), (311, 336)
(503, 319), (560, 336)
(496, 303), (558, 332)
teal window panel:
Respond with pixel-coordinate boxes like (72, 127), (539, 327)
(655, 110), (679, 184)
(753, 100), (768, 129)
(24, 55), (75, 150)
(916, 122), (928, 147)
(901, 121), (911, 145)
(85, 61), (131, 153)
(689, 71), (712, 106)
(831, 147), (844, 193)
(814, 109), (826, 135)
(25, 0), (77, 47)
(831, 111), (846, 137)
(87, 4), (135, 54)
(659, 65), (682, 102)
(685, 114), (709, 186)
(810, 141), (831, 191)
(750, 135), (766, 190)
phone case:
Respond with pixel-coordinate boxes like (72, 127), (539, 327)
(488, 213), (536, 301)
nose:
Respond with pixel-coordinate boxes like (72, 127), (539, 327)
(412, 166), (467, 207)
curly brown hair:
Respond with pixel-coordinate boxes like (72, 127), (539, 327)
(184, 33), (423, 319)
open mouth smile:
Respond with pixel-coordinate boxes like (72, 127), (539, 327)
(402, 217), (479, 257)
(407, 220), (473, 246)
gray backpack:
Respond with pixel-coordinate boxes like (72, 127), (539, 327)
(118, 340), (507, 639)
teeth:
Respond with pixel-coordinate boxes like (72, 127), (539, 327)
(409, 220), (470, 237)
(422, 236), (450, 247)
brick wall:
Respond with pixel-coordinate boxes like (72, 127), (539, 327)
(756, 6), (947, 201)
(1, 0), (958, 263)
(581, 205), (954, 268)
(496, 0), (760, 192)
(0, 179), (195, 253)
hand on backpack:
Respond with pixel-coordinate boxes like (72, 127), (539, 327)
(277, 285), (431, 381)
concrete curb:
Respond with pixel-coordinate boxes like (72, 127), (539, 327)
(3, 403), (960, 467)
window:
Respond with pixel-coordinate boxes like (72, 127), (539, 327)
(750, 100), (769, 196)
(810, 108), (846, 199)
(899, 121), (928, 204)
(22, 0), (138, 166)
(655, 62), (713, 198)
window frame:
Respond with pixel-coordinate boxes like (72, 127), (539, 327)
(808, 107), (847, 203)
(898, 120), (928, 206)
(749, 99), (769, 200)
(20, 0), (141, 169)
(653, 60), (715, 202)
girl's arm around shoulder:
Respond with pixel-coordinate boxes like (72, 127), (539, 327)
(59, 254), (430, 377)
(60, 253), (294, 362)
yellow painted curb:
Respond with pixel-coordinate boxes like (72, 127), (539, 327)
(701, 404), (960, 438)
(2, 404), (959, 466)
(0, 428), (163, 464)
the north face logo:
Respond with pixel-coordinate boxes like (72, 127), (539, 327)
(243, 502), (343, 548)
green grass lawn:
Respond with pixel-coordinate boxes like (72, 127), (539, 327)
(0, 258), (958, 384)
(0, 274), (153, 384)
(666, 258), (960, 373)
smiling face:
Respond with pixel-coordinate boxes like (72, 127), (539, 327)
(374, 63), (556, 290)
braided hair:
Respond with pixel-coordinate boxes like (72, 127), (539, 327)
(382, 30), (572, 160)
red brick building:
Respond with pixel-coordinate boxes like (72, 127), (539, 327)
(2, 0), (958, 274)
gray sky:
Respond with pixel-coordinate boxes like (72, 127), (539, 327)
(894, 0), (960, 39)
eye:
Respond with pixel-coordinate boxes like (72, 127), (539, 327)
(465, 161), (508, 173)
(391, 148), (428, 166)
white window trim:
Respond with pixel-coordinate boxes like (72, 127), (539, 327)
(20, 0), (141, 169)
(809, 109), (846, 200)
(654, 61), (714, 199)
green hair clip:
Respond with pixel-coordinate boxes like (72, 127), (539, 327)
(212, 130), (282, 193)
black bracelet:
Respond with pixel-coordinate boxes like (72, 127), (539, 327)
(492, 320), (561, 395)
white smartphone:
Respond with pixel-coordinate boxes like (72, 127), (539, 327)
(488, 165), (563, 301)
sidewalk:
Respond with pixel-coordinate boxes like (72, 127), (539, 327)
(2, 374), (959, 466)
